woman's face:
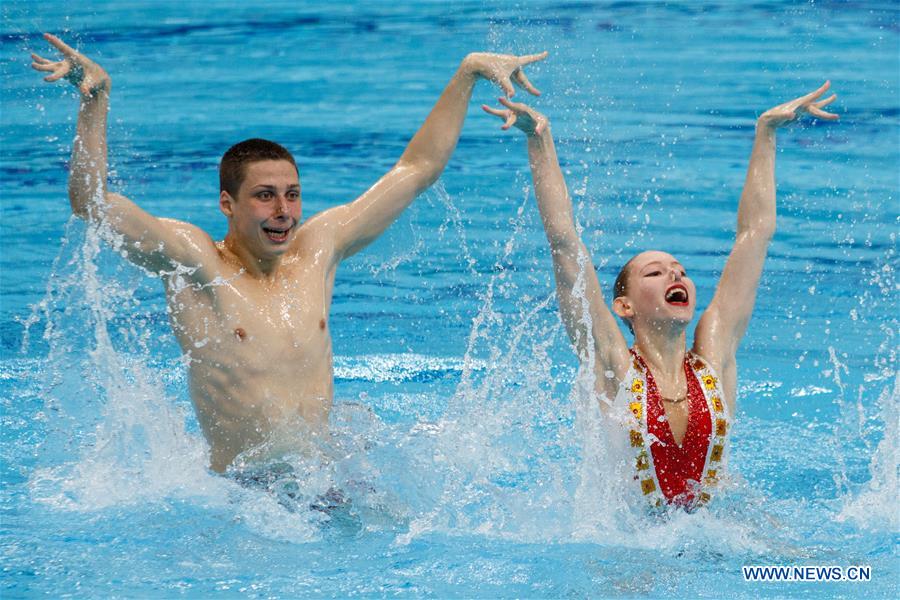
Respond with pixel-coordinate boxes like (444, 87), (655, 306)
(619, 250), (696, 330)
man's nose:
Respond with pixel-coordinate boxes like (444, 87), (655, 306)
(273, 196), (288, 215)
(671, 269), (682, 281)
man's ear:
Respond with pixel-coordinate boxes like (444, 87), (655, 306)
(612, 296), (633, 320)
(219, 190), (234, 218)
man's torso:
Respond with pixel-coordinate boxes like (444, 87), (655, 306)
(163, 225), (338, 472)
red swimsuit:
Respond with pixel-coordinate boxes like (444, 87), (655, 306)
(636, 353), (713, 506)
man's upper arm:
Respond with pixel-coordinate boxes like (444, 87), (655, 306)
(326, 162), (428, 262)
(101, 192), (215, 277)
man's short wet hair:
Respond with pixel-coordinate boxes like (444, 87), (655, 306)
(219, 138), (297, 198)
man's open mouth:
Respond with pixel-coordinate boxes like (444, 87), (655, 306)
(263, 226), (290, 243)
(665, 284), (689, 306)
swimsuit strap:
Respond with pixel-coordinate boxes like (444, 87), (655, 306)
(624, 349), (730, 509)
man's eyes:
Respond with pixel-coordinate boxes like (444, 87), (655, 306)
(255, 191), (299, 200)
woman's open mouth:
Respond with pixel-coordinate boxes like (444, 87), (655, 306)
(665, 283), (689, 306)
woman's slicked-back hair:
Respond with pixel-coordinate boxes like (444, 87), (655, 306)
(612, 255), (636, 300)
(613, 256), (637, 335)
(219, 138), (297, 198)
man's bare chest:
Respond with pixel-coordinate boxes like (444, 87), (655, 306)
(166, 265), (333, 366)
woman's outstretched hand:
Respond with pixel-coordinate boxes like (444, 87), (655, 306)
(482, 97), (549, 137)
(758, 81), (838, 129)
(30, 33), (110, 98)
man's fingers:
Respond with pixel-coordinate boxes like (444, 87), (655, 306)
(31, 53), (51, 64)
(801, 80), (831, 103)
(502, 112), (517, 130)
(499, 76), (515, 98)
(518, 50), (549, 66)
(514, 70), (541, 96)
(814, 93), (837, 108)
(808, 106), (839, 121)
(44, 33), (79, 57)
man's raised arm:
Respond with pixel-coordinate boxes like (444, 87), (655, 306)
(695, 82), (838, 370)
(30, 34), (212, 276)
(322, 51), (547, 261)
(483, 99), (631, 392)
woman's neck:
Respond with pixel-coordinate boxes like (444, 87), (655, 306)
(633, 324), (688, 382)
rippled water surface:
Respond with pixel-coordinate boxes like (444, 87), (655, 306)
(2, 1), (898, 597)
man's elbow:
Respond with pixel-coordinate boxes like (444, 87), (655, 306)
(396, 157), (442, 192)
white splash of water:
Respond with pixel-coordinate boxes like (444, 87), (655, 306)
(836, 373), (899, 532)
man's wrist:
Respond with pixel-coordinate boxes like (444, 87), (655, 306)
(460, 54), (483, 80)
(755, 118), (777, 136)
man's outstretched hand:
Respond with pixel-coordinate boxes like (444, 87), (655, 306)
(30, 33), (110, 98)
(464, 51), (548, 98)
(758, 81), (838, 129)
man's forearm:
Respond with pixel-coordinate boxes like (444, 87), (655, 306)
(69, 91), (110, 219)
(736, 124), (777, 238)
(396, 58), (478, 189)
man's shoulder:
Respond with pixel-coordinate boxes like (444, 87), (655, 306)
(294, 209), (342, 249)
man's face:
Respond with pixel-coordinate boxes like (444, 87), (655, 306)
(220, 160), (301, 259)
(622, 250), (696, 328)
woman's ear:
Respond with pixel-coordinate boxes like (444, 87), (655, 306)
(612, 296), (633, 320)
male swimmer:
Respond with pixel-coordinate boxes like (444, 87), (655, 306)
(30, 33), (547, 473)
(483, 83), (838, 508)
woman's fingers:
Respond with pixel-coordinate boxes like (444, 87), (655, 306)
(481, 104), (507, 118)
(482, 104), (516, 129)
(31, 60), (57, 72)
(498, 96), (528, 112)
(44, 33), (79, 57)
(44, 67), (69, 82)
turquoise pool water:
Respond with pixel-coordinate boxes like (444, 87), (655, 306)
(2, 1), (897, 597)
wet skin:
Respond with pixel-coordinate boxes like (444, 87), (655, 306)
(164, 160), (337, 472)
(31, 33), (550, 473)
